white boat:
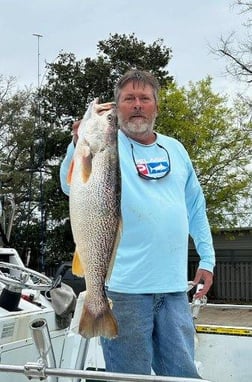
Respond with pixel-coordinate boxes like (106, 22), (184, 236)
(0, 199), (251, 381)
(0, 246), (251, 382)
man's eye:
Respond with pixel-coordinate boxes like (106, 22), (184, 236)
(122, 96), (153, 103)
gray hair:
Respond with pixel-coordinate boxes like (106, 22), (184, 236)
(114, 69), (160, 104)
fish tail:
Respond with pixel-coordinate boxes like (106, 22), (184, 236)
(79, 301), (118, 339)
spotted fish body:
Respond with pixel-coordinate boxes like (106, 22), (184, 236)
(68, 99), (120, 339)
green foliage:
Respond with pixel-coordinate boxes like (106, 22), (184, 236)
(157, 77), (252, 228)
(96, 33), (172, 86)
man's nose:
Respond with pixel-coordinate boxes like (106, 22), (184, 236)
(133, 97), (141, 108)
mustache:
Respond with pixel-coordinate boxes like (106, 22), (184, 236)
(130, 112), (145, 117)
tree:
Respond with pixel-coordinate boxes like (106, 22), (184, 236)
(0, 76), (68, 269)
(0, 76), (40, 261)
(0, 34), (173, 269)
(214, 1), (252, 84)
(36, 33), (173, 267)
(40, 33), (172, 126)
(1, 34), (252, 272)
(157, 77), (252, 229)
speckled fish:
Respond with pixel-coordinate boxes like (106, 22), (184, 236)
(67, 99), (120, 339)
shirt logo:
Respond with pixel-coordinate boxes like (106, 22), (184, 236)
(136, 160), (170, 176)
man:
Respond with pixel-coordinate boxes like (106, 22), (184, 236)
(60, 69), (215, 378)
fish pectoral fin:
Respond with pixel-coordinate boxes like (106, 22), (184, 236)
(81, 145), (92, 183)
(72, 250), (86, 276)
(67, 160), (75, 185)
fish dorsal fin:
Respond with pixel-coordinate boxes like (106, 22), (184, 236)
(105, 218), (122, 282)
(72, 249), (86, 276)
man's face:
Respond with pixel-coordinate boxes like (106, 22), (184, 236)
(116, 81), (158, 137)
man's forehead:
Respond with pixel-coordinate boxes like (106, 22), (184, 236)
(121, 80), (153, 92)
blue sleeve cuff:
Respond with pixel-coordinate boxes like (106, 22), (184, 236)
(60, 141), (75, 196)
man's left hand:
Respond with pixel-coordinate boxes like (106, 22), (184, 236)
(192, 268), (213, 299)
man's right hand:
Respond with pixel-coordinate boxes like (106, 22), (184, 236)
(71, 120), (81, 145)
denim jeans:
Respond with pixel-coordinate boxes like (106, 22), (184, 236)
(101, 291), (201, 378)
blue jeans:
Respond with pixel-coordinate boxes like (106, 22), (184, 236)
(101, 291), (200, 378)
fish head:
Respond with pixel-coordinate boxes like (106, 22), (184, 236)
(68, 100), (118, 185)
(78, 99), (118, 152)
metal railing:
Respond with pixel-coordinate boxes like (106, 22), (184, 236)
(0, 363), (212, 382)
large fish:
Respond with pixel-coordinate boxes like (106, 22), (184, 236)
(67, 99), (121, 339)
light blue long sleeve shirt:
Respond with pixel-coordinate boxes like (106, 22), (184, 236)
(60, 130), (215, 293)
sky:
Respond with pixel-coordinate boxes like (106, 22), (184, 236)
(0, 0), (250, 98)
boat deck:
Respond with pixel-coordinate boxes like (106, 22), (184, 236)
(195, 304), (252, 328)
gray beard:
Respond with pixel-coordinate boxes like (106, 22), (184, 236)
(117, 116), (156, 136)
